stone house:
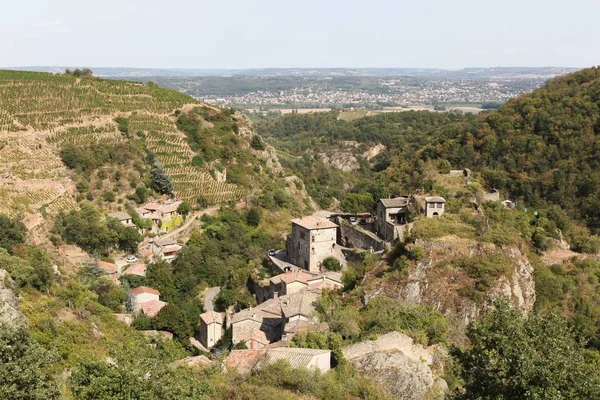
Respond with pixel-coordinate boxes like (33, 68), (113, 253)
(108, 211), (136, 228)
(286, 216), (338, 273)
(151, 237), (182, 261)
(130, 286), (161, 313)
(424, 196), (446, 218)
(230, 289), (321, 348)
(375, 197), (411, 242)
(199, 311), (223, 350)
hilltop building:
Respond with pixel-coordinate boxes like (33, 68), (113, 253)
(424, 196), (446, 218)
(376, 196), (411, 242)
(286, 216), (338, 273)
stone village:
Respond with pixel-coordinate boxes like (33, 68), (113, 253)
(98, 193), (451, 373)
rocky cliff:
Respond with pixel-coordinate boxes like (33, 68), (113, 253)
(0, 269), (26, 327)
(343, 332), (447, 400)
(400, 240), (535, 326)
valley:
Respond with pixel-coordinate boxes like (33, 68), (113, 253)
(1, 66), (600, 400)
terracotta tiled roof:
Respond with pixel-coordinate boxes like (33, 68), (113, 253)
(122, 263), (147, 277)
(200, 311), (223, 325)
(226, 349), (266, 375)
(97, 260), (118, 274)
(142, 300), (167, 317)
(291, 216), (337, 230)
(130, 286), (160, 296)
(154, 237), (179, 247)
(279, 270), (314, 285)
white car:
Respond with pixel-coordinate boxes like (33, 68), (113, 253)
(126, 255), (138, 263)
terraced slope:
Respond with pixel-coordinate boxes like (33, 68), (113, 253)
(0, 70), (244, 229)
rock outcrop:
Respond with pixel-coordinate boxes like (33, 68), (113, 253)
(0, 269), (26, 327)
(400, 240), (536, 326)
(343, 332), (447, 400)
(318, 152), (359, 172)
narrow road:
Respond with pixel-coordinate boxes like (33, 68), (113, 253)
(204, 286), (221, 312)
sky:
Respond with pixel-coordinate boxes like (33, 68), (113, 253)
(1, 0), (599, 69)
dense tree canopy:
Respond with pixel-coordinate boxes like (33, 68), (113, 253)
(453, 301), (600, 400)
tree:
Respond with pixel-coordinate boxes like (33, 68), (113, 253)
(0, 324), (59, 399)
(0, 214), (27, 253)
(250, 135), (265, 150)
(149, 161), (173, 194)
(177, 201), (192, 217)
(133, 186), (149, 204)
(453, 300), (600, 400)
(339, 192), (375, 214)
(117, 227), (142, 254)
(246, 208), (261, 227)
(154, 304), (192, 341)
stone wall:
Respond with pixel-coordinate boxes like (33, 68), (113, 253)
(339, 223), (385, 251)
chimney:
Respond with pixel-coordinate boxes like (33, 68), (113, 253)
(285, 268), (291, 275)
(273, 292), (279, 299)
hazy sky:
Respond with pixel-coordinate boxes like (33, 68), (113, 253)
(1, 0), (598, 69)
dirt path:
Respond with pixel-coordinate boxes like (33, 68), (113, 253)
(161, 206), (220, 241)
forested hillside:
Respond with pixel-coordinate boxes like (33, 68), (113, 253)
(258, 67), (600, 249)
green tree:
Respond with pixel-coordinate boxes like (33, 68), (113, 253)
(246, 208), (261, 227)
(149, 161), (173, 194)
(0, 324), (59, 399)
(340, 192), (375, 214)
(0, 214), (27, 253)
(453, 300), (600, 400)
(177, 201), (192, 217)
(154, 304), (192, 342)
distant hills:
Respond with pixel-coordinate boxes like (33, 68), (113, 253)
(5, 66), (580, 79)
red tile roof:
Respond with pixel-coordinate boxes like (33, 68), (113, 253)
(142, 300), (167, 317)
(200, 311), (223, 325)
(130, 286), (160, 296)
(97, 260), (118, 274)
(122, 263), (147, 277)
(291, 216), (337, 230)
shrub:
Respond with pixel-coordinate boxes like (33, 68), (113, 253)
(0, 214), (27, 252)
(323, 257), (342, 271)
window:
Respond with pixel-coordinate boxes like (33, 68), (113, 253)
(428, 203), (435, 208)
(436, 203), (443, 208)
(300, 231), (306, 240)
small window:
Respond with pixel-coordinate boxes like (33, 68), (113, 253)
(436, 203), (443, 208)
(428, 203), (435, 208)
(300, 231), (306, 240)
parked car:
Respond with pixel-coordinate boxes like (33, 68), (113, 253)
(126, 255), (138, 263)
(359, 218), (367, 225)
(349, 216), (357, 225)
(268, 249), (276, 256)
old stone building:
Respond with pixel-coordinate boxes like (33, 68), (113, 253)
(376, 197), (410, 242)
(286, 216), (338, 273)
(424, 196), (446, 218)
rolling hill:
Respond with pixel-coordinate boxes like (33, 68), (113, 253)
(0, 70), (272, 235)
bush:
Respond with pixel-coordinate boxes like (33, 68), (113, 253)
(250, 135), (265, 150)
(0, 214), (27, 253)
(246, 208), (261, 227)
(323, 257), (342, 271)
(154, 304), (192, 342)
(0, 324), (59, 399)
